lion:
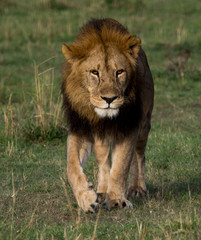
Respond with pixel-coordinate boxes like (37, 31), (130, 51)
(61, 18), (154, 213)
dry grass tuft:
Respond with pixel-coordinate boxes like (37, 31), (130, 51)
(3, 95), (18, 155)
(23, 57), (66, 141)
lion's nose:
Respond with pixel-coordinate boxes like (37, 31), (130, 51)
(101, 96), (118, 104)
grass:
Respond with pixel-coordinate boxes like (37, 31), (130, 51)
(0, 0), (201, 239)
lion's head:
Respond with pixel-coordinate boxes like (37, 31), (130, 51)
(62, 18), (141, 124)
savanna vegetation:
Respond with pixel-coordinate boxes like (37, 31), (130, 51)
(0, 0), (200, 239)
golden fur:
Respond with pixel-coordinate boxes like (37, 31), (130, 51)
(61, 18), (154, 212)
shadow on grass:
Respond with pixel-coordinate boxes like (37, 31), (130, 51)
(147, 174), (201, 200)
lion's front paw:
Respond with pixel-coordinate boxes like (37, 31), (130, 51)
(127, 186), (147, 198)
(77, 190), (99, 213)
(103, 194), (133, 211)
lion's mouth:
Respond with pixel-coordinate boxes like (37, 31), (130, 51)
(105, 106), (116, 109)
(94, 107), (119, 119)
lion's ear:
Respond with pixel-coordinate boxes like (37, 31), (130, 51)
(62, 43), (75, 63)
(128, 36), (141, 58)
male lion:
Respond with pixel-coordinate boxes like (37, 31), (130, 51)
(61, 18), (154, 213)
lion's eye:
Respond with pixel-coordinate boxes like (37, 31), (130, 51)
(91, 70), (99, 77)
(116, 69), (124, 77)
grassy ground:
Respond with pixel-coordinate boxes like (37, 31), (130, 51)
(0, 0), (201, 239)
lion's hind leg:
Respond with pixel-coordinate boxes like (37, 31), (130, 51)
(128, 152), (147, 197)
(128, 118), (151, 198)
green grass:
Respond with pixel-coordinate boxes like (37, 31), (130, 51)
(0, 0), (201, 239)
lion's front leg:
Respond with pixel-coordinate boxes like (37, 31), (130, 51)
(104, 135), (137, 210)
(94, 138), (111, 203)
(67, 134), (98, 213)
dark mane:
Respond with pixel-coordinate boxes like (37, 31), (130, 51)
(66, 18), (136, 59)
(79, 18), (129, 37)
(61, 18), (142, 141)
